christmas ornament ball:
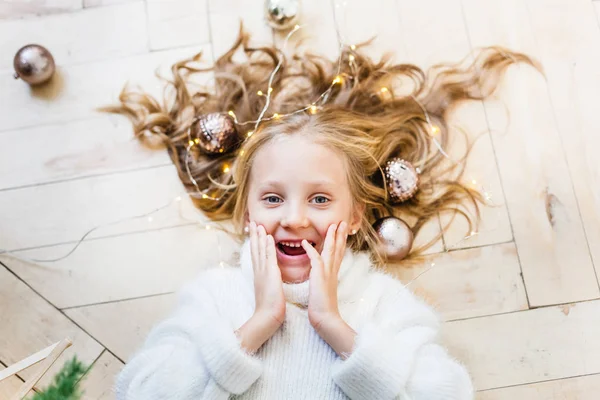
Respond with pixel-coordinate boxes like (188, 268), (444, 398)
(13, 44), (56, 85)
(190, 113), (239, 154)
(265, 0), (300, 30)
(373, 216), (414, 261)
(385, 158), (419, 203)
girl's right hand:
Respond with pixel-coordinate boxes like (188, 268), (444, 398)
(249, 222), (286, 327)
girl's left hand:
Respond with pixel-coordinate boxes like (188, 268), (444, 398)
(301, 221), (348, 333)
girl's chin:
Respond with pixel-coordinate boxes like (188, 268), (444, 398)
(280, 265), (311, 284)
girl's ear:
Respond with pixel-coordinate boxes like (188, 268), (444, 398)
(350, 203), (365, 233)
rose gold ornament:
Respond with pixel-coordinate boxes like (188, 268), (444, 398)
(373, 216), (414, 261)
(385, 158), (419, 202)
(190, 113), (239, 154)
(13, 44), (56, 85)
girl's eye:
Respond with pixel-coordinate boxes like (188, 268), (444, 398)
(312, 196), (330, 204)
(264, 195), (282, 204)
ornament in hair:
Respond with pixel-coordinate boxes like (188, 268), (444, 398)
(385, 158), (419, 203)
(373, 216), (414, 261)
(190, 113), (239, 154)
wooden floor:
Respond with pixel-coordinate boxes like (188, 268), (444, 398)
(1, 0), (600, 398)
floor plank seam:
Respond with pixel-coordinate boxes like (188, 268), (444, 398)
(60, 291), (175, 311)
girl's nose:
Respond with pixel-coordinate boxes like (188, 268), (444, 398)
(280, 204), (309, 229)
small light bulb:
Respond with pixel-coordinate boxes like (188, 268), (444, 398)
(194, 138), (199, 144)
(294, 24), (300, 30)
(228, 110), (235, 117)
(431, 262), (436, 267)
(431, 125), (440, 135)
(273, 113), (280, 119)
(268, 87), (273, 94)
(188, 140), (194, 146)
(333, 76), (343, 84)
(206, 225), (211, 230)
(223, 164), (230, 173)
(349, 54), (355, 62)
(470, 230), (477, 236)
(219, 261), (225, 268)
(380, 87), (389, 93)
(202, 193), (209, 199)
(240, 150), (245, 155)
(309, 105), (318, 114)
(175, 196), (182, 201)
(471, 179), (477, 185)
(247, 130), (254, 137)
(350, 44), (356, 50)
(257, 90), (263, 96)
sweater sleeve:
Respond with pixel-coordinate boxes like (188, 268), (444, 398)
(331, 275), (474, 400)
(115, 271), (263, 399)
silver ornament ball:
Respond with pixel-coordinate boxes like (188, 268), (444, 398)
(385, 158), (419, 203)
(373, 216), (414, 261)
(265, 0), (301, 30)
(13, 44), (56, 85)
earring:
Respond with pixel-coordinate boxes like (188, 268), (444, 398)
(243, 226), (249, 234)
(351, 229), (357, 235)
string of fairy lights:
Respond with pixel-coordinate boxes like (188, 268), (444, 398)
(0, 0), (497, 289)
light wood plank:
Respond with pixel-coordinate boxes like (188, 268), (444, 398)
(66, 294), (177, 361)
(461, 0), (599, 306)
(477, 373), (600, 400)
(207, 0), (274, 60)
(0, 2), (147, 72)
(399, 0), (512, 250)
(84, 0), (135, 8)
(0, 0), (82, 19)
(0, 44), (211, 133)
(0, 265), (103, 390)
(0, 364), (29, 400)
(526, 0), (600, 289)
(394, 242), (527, 321)
(80, 351), (124, 400)
(0, 165), (200, 251)
(273, 0), (339, 59)
(444, 299), (600, 391)
(2, 225), (239, 309)
(334, 0), (407, 61)
(0, 115), (170, 190)
(147, 0), (210, 51)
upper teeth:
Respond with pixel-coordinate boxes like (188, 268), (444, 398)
(281, 241), (302, 247)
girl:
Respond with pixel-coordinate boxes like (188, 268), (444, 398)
(108, 29), (537, 399)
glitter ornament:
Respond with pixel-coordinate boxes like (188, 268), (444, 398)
(190, 113), (239, 154)
(385, 158), (419, 202)
(373, 216), (414, 261)
(13, 44), (56, 85)
(265, 0), (300, 30)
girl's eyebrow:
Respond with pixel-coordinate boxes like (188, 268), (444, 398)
(259, 179), (337, 190)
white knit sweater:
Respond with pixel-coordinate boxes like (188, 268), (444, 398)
(116, 240), (474, 399)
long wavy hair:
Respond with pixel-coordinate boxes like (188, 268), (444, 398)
(102, 26), (539, 265)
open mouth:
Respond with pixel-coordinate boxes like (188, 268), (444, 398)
(277, 241), (316, 257)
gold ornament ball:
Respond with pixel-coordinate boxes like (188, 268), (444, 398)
(373, 216), (414, 261)
(13, 44), (56, 85)
(265, 0), (300, 30)
(190, 113), (239, 154)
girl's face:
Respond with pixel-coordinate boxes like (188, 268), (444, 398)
(246, 134), (362, 283)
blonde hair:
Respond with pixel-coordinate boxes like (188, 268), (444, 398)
(102, 27), (540, 265)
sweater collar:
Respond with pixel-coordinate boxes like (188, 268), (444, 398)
(239, 238), (372, 307)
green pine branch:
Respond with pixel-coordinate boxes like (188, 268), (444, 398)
(29, 357), (87, 400)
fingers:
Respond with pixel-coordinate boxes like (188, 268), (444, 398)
(257, 225), (267, 270)
(249, 221), (259, 270)
(266, 234), (277, 270)
(334, 221), (348, 269)
(321, 223), (338, 266)
(301, 240), (322, 269)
